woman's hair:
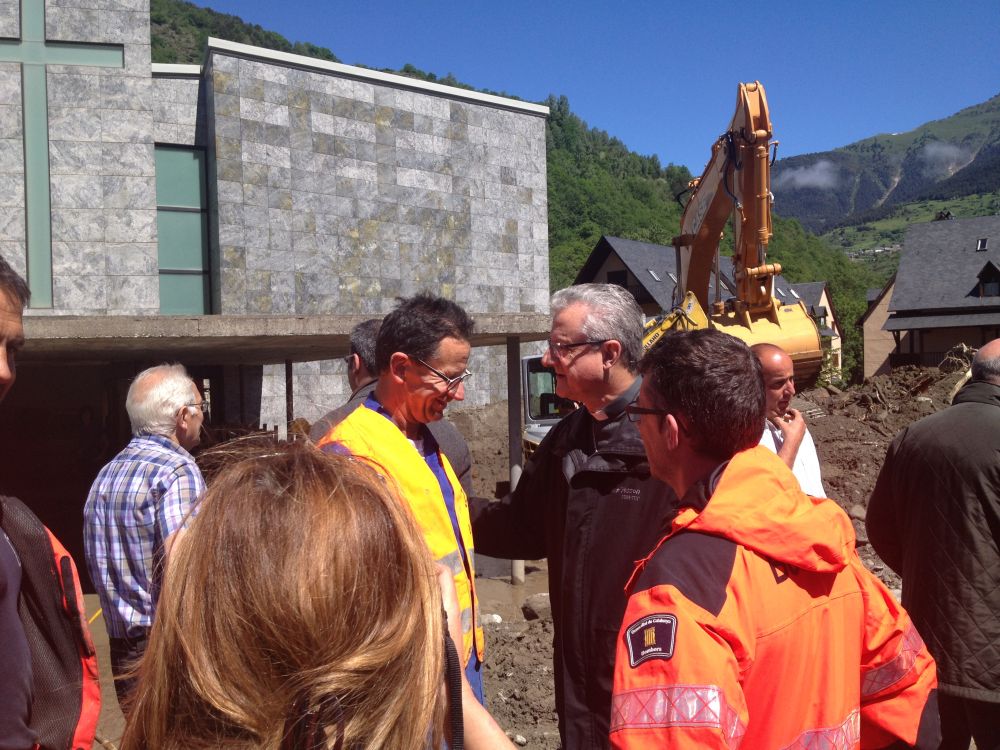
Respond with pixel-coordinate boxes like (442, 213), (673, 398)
(121, 442), (446, 750)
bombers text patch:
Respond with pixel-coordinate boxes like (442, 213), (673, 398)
(625, 613), (677, 667)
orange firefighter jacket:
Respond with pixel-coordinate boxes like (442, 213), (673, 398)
(610, 446), (939, 750)
(317, 403), (484, 665)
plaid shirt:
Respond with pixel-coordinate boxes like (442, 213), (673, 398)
(83, 434), (205, 639)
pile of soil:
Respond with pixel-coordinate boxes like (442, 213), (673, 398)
(459, 363), (970, 747)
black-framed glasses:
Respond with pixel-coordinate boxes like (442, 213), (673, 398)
(413, 357), (473, 393)
(547, 339), (610, 357)
(623, 402), (671, 423)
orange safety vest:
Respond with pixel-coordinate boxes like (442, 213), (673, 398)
(317, 405), (485, 665)
(610, 447), (939, 749)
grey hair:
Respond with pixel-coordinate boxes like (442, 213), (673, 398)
(550, 283), (644, 372)
(972, 348), (1000, 385)
(126, 364), (197, 438)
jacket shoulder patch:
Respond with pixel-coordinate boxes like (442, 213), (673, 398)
(625, 613), (677, 667)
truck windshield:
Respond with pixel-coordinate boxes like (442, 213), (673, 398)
(524, 358), (574, 420)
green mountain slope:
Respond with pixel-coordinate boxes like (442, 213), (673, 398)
(773, 94), (1000, 232)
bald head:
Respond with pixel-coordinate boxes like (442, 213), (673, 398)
(751, 343), (795, 421)
(972, 339), (1000, 385)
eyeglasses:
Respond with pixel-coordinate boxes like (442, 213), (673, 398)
(413, 357), (473, 393)
(184, 402), (210, 417)
(547, 339), (610, 357)
(623, 402), (672, 423)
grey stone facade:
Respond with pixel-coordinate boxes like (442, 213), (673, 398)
(46, 0), (157, 315)
(2, 0), (549, 428)
(201, 43), (548, 421)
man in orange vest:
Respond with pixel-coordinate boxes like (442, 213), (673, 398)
(610, 329), (940, 749)
(315, 294), (485, 702)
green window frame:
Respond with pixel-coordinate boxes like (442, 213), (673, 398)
(155, 145), (211, 314)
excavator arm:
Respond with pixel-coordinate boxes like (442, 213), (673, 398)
(644, 81), (822, 381)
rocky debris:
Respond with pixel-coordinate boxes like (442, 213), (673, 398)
(483, 618), (559, 748)
(521, 593), (552, 622)
(482, 613), (503, 625)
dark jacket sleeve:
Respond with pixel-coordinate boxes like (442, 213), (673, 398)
(428, 419), (474, 498)
(866, 434), (905, 575)
(469, 430), (560, 561)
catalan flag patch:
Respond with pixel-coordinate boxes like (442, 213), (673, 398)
(625, 614), (677, 667)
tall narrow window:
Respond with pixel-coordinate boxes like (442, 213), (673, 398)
(155, 146), (210, 314)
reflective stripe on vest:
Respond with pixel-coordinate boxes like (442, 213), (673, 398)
(862, 624), (923, 698)
(610, 685), (746, 747)
(779, 708), (860, 750)
(318, 406), (484, 663)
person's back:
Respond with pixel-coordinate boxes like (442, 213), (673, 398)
(868, 359), (1000, 748)
(615, 446), (937, 747)
(83, 363), (207, 705)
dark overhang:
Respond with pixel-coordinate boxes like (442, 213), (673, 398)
(883, 310), (1000, 332)
(21, 313), (551, 366)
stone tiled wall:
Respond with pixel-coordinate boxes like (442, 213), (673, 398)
(0, 0), (158, 314)
(0, 1), (18, 38)
(204, 51), (549, 422)
(207, 52), (549, 322)
(151, 72), (205, 146)
(0, 64), (24, 280)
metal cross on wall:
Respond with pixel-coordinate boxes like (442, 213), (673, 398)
(0, 0), (124, 307)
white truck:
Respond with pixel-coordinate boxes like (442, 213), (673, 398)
(520, 355), (574, 457)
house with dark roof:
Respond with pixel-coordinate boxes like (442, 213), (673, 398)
(576, 236), (843, 373)
(881, 216), (1000, 367)
(572, 236), (730, 315)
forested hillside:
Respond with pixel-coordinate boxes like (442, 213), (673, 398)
(151, 0), (887, 380)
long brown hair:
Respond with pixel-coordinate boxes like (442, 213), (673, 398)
(121, 442), (445, 749)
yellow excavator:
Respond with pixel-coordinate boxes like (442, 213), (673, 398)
(521, 82), (823, 457)
(642, 81), (823, 380)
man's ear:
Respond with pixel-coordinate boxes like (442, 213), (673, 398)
(174, 406), (190, 435)
(602, 339), (622, 369)
(662, 413), (682, 451)
(388, 352), (409, 384)
(345, 353), (359, 374)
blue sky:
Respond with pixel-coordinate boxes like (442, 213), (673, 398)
(191, 0), (1000, 173)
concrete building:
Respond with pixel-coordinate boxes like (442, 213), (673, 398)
(0, 0), (549, 577)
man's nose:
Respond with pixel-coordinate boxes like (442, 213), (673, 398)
(0, 349), (14, 387)
(449, 380), (466, 402)
(541, 347), (554, 368)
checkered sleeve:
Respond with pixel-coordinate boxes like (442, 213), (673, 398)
(156, 462), (205, 542)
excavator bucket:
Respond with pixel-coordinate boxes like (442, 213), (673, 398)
(644, 292), (824, 384)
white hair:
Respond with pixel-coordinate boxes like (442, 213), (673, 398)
(126, 364), (196, 437)
(550, 283), (644, 371)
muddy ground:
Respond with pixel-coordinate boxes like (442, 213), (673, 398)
(457, 361), (971, 747)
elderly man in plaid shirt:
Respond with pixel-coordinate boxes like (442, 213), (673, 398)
(84, 363), (207, 707)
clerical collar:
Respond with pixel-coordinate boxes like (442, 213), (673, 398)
(590, 376), (641, 422)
